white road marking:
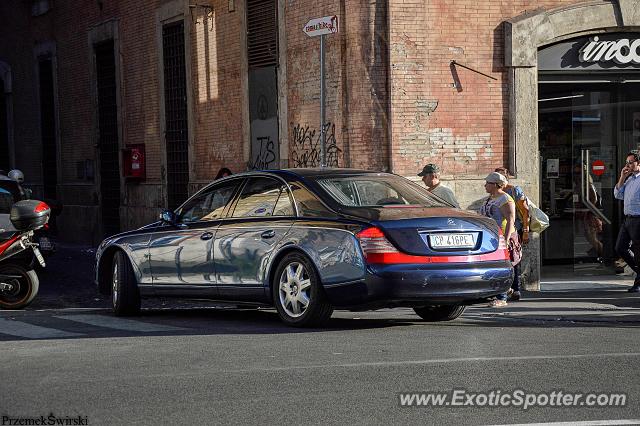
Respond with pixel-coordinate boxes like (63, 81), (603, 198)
(55, 314), (187, 332)
(485, 421), (640, 426)
(226, 352), (640, 373)
(0, 318), (82, 339)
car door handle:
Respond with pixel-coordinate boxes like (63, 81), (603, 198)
(261, 230), (276, 239)
(200, 232), (214, 241)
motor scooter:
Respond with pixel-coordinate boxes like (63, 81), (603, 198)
(0, 200), (51, 309)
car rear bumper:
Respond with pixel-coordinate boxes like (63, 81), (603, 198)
(323, 261), (513, 309)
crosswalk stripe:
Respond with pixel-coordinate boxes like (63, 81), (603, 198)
(55, 314), (187, 332)
(0, 318), (82, 339)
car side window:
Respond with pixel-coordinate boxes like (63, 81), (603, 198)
(290, 184), (336, 217)
(177, 180), (238, 223)
(231, 177), (284, 218)
(273, 189), (295, 216)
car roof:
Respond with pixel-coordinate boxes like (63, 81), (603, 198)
(227, 168), (385, 180)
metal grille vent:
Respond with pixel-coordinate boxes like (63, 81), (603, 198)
(162, 21), (189, 210)
(247, 0), (278, 69)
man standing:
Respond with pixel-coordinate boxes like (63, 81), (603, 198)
(614, 151), (640, 292)
(418, 163), (460, 208)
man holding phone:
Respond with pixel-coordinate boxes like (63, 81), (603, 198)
(614, 150), (640, 292)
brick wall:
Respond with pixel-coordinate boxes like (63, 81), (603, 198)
(285, 0), (390, 171)
(0, 0), (589, 241)
(388, 0), (577, 179)
(190, 0), (245, 180)
(0, 2), (44, 185)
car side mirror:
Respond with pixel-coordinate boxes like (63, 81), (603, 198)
(160, 210), (176, 224)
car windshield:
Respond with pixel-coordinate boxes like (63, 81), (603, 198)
(315, 174), (450, 208)
(0, 180), (21, 214)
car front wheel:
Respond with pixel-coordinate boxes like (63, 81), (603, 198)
(413, 305), (465, 322)
(112, 251), (141, 316)
(272, 253), (333, 327)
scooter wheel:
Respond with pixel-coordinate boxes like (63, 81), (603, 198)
(0, 264), (39, 310)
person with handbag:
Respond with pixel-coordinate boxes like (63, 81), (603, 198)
(480, 172), (520, 307)
(614, 151), (640, 293)
(495, 167), (529, 301)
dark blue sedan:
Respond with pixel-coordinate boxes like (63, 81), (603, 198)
(96, 169), (512, 327)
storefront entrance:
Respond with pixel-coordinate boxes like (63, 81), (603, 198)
(539, 80), (640, 276)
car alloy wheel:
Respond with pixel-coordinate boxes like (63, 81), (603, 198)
(112, 262), (119, 307)
(278, 261), (311, 318)
(272, 252), (333, 327)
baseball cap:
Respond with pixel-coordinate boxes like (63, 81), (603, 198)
(418, 163), (440, 176)
(485, 172), (508, 185)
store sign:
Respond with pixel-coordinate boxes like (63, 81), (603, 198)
(579, 36), (640, 65)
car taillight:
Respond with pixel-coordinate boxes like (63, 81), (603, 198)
(34, 202), (50, 213)
(356, 227), (398, 254)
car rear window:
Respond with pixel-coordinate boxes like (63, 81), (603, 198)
(315, 175), (449, 208)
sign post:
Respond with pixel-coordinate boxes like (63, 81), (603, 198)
(303, 15), (339, 167)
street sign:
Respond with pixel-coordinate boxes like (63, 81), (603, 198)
(592, 159), (605, 176)
(303, 15), (339, 37)
(303, 14), (339, 167)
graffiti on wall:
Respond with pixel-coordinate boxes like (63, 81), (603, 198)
(291, 122), (341, 168)
(250, 136), (277, 170)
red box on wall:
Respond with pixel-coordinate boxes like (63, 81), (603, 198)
(122, 144), (146, 181)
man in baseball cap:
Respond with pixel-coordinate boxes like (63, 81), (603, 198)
(418, 163), (460, 208)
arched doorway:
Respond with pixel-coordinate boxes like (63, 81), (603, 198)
(505, 1), (640, 286)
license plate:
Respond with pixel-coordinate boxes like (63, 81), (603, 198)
(38, 237), (53, 251)
(33, 247), (46, 267)
(428, 233), (475, 249)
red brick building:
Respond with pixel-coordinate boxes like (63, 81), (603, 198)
(2, 0), (640, 286)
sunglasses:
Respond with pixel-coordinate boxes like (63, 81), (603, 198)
(626, 160), (638, 165)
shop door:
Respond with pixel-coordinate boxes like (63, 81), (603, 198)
(539, 81), (640, 276)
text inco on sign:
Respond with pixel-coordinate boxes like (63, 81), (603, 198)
(579, 36), (640, 65)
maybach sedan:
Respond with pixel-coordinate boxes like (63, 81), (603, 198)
(96, 169), (513, 327)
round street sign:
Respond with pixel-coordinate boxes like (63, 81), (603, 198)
(592, 159), (605, 176)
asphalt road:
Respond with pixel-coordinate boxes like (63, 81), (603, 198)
(1, 306), (639, 425)
(2, 242), (640, 425)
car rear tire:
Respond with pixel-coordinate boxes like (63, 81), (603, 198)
(112, 251), (140, 316)
(272, 252), (333, 327)
(413, 305), (465, 322)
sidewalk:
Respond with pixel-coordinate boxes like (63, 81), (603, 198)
(467, 275), (640, 324)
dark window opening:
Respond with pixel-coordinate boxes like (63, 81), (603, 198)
(95, 40), (121, 237)
(0, 77), (8, 173)
(163, 21), (189, 210)
(38, 58), (57, 199)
